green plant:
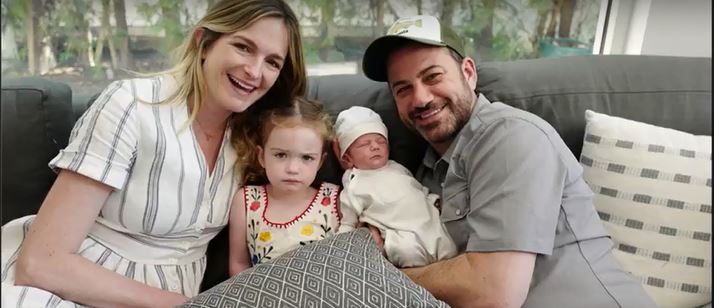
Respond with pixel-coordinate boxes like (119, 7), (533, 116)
(85, 65), (105, 79)
(16, 44), (28, 63)
(137, 0), (186, 56)
(302, 0), (336, 62)
(57, 50), (74, 65)
(491, 31), (519, 61)
(2, 0), (25, 29)
(47, 0), (94, 67)
(302, 42), (322, 64)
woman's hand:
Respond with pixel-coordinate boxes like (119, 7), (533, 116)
(155, 292), (189, 308)
(331, 137), (352, 170)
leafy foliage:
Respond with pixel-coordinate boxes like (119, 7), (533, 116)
(48, 0), (95, 66)
(2, 0), (25, 31)
(136, 0), (185, 54)
(2, 0), (598, 78)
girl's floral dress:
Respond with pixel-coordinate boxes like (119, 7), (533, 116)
(243, 182), (341, 265)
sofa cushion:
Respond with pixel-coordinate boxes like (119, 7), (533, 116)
(307, 55), (712, 186)
(580, 110), (711, 307)
(1, 77), (74, 224)
(477, 55), (712, 159)
(184, 229), (448, 308)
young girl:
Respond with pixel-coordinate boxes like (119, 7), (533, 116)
(228, 97), (340, 274)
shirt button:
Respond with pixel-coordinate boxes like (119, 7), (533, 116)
(455, 209), (461, 215)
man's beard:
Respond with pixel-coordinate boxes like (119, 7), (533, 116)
(417, 101), (470, 145)
(413, 83), (474, 146)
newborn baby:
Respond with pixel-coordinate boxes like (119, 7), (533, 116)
(335, 106), (456, 267)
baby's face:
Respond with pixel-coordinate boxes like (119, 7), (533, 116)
(344, 133), (389, 170)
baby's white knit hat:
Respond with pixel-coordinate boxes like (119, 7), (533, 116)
(335, 106), (388, 158)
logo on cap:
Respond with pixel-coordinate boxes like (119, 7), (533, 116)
(388, 19), (423, 36)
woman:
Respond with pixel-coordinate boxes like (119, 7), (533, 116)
(0, 0), (305, 307)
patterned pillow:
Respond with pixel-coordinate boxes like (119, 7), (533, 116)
(580, 110), (711, 307)
(181, 228), (448, 308)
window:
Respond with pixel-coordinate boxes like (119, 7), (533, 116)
(1, 0), (603, 98)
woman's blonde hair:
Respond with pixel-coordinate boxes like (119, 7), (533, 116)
(239, 97), (334, 185)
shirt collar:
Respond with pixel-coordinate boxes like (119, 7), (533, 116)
(422, 146), (440, 169)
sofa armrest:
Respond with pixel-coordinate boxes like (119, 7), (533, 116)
(1, 77), (74, 224)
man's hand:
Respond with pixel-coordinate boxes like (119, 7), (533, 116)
(357, 222), (385, 255)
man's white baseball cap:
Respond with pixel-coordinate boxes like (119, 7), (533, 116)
(362, 15), (465, 82)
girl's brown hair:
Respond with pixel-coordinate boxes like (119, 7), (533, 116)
(237, 97), (334, 185)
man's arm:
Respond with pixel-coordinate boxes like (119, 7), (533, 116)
(408, 118), (564, 308)
(402, 251), (535, 308)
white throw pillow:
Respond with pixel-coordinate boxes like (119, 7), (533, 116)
(580, 110), (711, 308)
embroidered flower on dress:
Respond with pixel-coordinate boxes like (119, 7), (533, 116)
(320, 186), (335, 206)
(246, 187), (262, 212)
(249, 201), (261, 212)
(300, 224), (314, 236)
(259, 231), (271, 242)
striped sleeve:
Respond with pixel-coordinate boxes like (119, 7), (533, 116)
(49, 79), (139, 190)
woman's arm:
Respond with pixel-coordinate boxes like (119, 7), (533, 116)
(228, 187), (252, 276)
(15, 170), (188, 308)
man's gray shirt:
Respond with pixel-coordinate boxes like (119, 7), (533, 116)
(415, 95), (656, 307)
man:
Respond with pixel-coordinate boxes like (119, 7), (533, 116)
(359, 15), (656, 308)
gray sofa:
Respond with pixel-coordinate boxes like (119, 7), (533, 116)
(1, 55), (711, 292)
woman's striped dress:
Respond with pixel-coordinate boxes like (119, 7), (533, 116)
(1, 76), (238, 307)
